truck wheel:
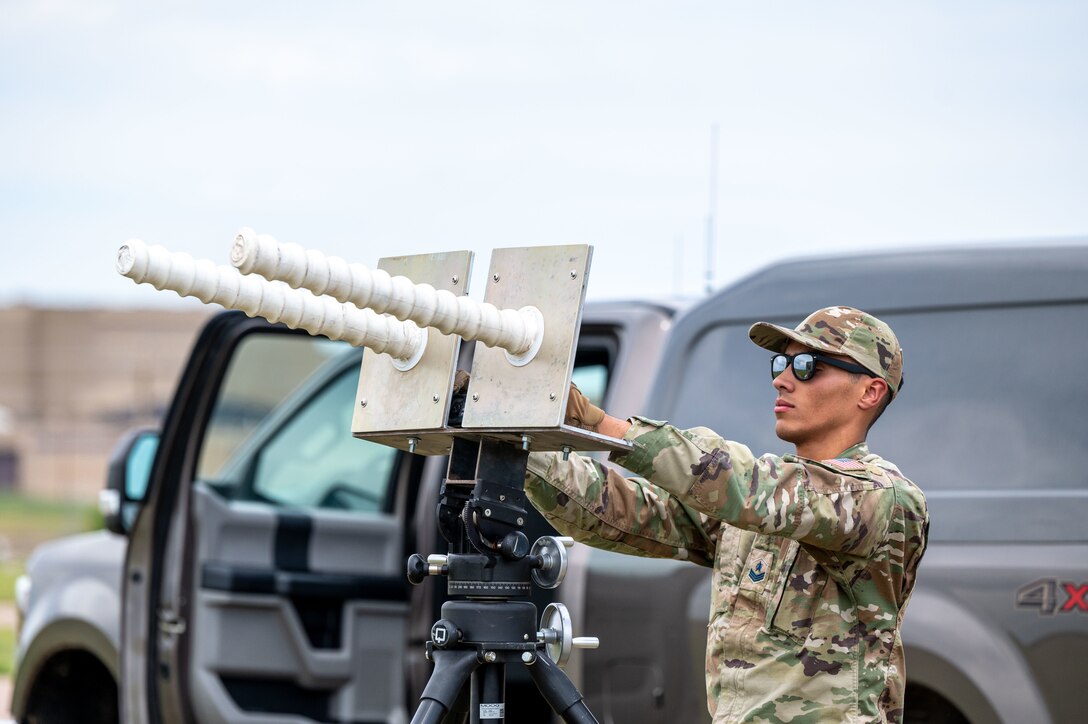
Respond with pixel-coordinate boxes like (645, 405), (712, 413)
(904, 684), (969, 724)
(24, 650), (119, 724)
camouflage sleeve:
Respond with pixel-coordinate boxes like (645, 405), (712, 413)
(524, 451), (719, 567)
(609, 417), (896, 556)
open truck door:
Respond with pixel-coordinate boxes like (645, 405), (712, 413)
(122, 313), (418, 723)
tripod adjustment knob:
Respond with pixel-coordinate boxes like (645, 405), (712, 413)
(430, 619), (462, 649)
(406, 554), (450, 585)
(427, 554), (450, 575)
(498, 531), (531, 560)
(530, 536), (571, 589)
(538, 603), (596, 668)
(406, 554), (427, 585)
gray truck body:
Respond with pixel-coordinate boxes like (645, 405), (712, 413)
(12, 245), (1088, 723)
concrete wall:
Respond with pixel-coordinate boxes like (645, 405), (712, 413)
(0, 306), (212, 501)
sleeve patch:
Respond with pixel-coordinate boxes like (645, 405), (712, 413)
(826, 458), (866, 471)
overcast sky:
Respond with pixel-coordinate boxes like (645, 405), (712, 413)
(1, 0), (1084, 309)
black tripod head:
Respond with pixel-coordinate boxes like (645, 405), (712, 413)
(408, 436), (571, 599)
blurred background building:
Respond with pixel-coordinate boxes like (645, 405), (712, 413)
(0, 307), (211, 501)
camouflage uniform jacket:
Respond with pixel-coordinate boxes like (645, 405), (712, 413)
(525, 417), (929, 724)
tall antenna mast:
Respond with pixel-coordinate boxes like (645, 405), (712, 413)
(674, 234), (684, 296)
(705, 123), (719, 296)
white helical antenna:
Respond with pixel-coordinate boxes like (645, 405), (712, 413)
(230, 228), (545, 367)
(116, 239), (427, 370)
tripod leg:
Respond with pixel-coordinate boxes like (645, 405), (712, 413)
(440, 708), (468, 724)
(469, 664), (506, 723)
(526, 655), (599, 724)
(412, 649), (480, 724)
(440, 683), (469, 724)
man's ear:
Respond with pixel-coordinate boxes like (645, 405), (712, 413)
(858, 378), (889, 411)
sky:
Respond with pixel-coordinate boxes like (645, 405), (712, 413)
(1, 0), (1085, 309)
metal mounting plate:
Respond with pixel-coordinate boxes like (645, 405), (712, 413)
(351, 251), (472, 456)
(461, 424), (632, 455)
(462, 245), (591, 431)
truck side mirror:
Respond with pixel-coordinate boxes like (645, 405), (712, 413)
(101, 428), (159, 536)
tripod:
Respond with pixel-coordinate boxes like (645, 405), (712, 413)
(406, 438), (600, 724)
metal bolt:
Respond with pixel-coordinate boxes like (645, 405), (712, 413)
(484, 651), (498, 663)
(516, 517), (525, 526)
(451, 274), (459, 284)
(432, 394), (440, 403)
(484, 509), (492, 517)
(360, 399), (368, 407)
(472, 393), (479, 402)
(493, 273), (500, 282)
(408, 437), (419, 454)
(499, 494), (506, 502)
(562, 445), (572, 461)
(570, 270), (578, 279)
(425, 649), (432, 661)
(521, 434), (531, 451)
(521, 652), (535, 664)
(549, 392), (556, 401)
(523, 634), (530, 641)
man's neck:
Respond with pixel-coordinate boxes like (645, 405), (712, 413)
(795, 436), (866, 461)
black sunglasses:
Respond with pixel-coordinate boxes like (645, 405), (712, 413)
(771, 352), (877, 382)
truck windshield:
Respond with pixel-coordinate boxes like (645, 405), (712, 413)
(668, 302), (1088, 493)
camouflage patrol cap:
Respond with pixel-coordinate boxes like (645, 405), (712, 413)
(749, 307), (904, 395)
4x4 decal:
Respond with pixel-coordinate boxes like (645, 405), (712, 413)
(1015, 578), (1088, 615)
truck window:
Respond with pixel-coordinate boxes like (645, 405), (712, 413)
(869, 303), (1087, 493)
(196, 332), (397, 513)
(249, 366), (395, 511)
(668, 302), (1088, 494)
(571, 363), (608, 407)
(572, 333), (617, 407)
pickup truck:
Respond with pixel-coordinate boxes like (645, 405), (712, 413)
(12, 244), (1088, 724)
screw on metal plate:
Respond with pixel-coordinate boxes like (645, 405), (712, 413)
(570, 270), (578, 279)
(561, 445), (572, 461)
(472, 393), (479, 402)
(408, 437), (419, 454)
(516, 517), (524, 526)
(360, 399), (368, 407)
(549, 392), (556, 401)
(484, 651), (497, 663)
(521, 652), (535, 664)
(492, 273), (500, 282)
(432, 394), (440, 403)
(521, 434), (531, 451)
(499, 494), (506, 501)
(484, 509), (492, 517)
(451, 274), (459, 284)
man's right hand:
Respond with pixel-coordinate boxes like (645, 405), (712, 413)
(565, 383), (606, 432)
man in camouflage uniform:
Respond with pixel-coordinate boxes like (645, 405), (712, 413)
(525, 307), (928, 723)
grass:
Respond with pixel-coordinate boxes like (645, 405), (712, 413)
(0, 563), (21, 605)
(0, 559), (21, 679)
(0, 620), (12, 676)
(0, 493), (102, 678)
(1, 561), (23, 678)
(0, 492), (102, 563)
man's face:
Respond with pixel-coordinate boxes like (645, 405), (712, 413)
(772, 342), (869, 451)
